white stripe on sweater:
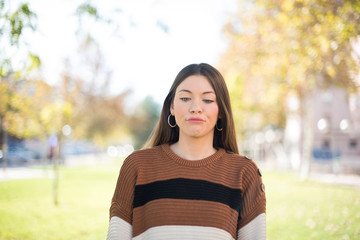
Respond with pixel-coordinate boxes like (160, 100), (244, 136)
(106, 214), (266, 240)
(237, 213), (266, 240)
(106, 216), (132, 240)
(132, 225), (235, 240)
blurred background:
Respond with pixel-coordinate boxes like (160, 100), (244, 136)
(0, 0), (359, 239)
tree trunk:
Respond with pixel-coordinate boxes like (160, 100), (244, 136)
(52, 134), (61, 206)
(53, 153), (59, 205)
(300, 92), (314, 180)
(1, 116), (8, 171)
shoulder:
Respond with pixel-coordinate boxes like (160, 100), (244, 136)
(128, 145), (162, 158)
(123, 145), (163, 166)
(223, 151), (260, 171)
(222, 152), (263, 183)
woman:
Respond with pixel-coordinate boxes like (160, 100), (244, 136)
(107, 63), (266, 240)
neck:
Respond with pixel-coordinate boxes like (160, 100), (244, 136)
(170, 134), (216, 161)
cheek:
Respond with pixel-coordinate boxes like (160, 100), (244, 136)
(172, 100), (187, 115)
(209, 105), (219, 120)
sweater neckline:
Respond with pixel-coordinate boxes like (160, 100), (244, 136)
(161, 144), (225, 167)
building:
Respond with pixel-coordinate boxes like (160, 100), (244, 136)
(312, 87), (360, 174)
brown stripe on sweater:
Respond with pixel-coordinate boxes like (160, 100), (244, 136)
(132, 199), (239, 238)
(134, 144), (256, 190)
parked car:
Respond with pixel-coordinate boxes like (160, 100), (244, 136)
(0, 146), (41, 165)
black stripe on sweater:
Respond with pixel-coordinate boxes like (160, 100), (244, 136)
(133, 178), (242, 211)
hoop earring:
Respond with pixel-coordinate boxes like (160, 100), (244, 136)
(216, 119), (223, 131)
(168, 114), (177, 128)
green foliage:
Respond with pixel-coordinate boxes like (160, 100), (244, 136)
(27, 53), (41, 70)
(0, 77), (62, 139)
(74, 1), (113, 32)
(8, 3), (37, 45)
(0, 59), (10, 78)
(0, 1), (36, 45)
(75, 3), (100, 20)
(0, 1), (41, 142)
(0, 1), (128, 146)
(220, 0), (360, 133)
(0, 0), (38, 78)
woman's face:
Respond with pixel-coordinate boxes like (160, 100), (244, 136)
(171, 75), (219, 141)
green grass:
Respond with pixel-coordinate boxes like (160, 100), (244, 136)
(0, 162), (359, 240)
(0, 162), (122, 240)
(264, 171), (360, 240)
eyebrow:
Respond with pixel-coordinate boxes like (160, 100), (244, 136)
(178, 89), (215, 95)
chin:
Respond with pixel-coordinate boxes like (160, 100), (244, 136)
(187, 130), (214, 139)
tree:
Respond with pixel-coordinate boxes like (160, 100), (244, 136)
(129, 96), (161, 149)
(220, 0), (360, 177)
(60, 35), (130, 148)
(0, 0), (39, 169)
(0, 0), (38, 76)
(0, 1), (133, 206)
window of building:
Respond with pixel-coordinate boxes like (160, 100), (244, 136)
(322, 140), (330, 149)
(349, 139), (357, 149)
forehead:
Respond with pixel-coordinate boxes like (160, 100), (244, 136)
(176, 75), (215, 93)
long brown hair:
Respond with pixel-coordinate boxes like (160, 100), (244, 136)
(144, 63), (238, 154)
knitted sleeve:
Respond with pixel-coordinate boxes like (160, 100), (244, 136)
(107, 154), (138, 239)
(237, 161), (266, 240)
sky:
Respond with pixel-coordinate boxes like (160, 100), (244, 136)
(15, 0), (238, 106)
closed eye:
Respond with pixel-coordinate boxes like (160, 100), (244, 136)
(203, 99), (215, 103)
(180, 97), (191, 102)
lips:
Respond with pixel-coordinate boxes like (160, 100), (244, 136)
(187, 117), (205, 123)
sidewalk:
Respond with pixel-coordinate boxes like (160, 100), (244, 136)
(309, 172), (360, 189)
(0, 167), (54, 181)
(0, 153), (111, 181)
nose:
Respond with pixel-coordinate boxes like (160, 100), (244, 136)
(189, 99), (202, 113)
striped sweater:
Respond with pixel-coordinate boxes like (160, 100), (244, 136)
(107, 144), (266, 240)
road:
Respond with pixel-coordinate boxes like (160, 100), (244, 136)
(0, 153), (112, 181)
